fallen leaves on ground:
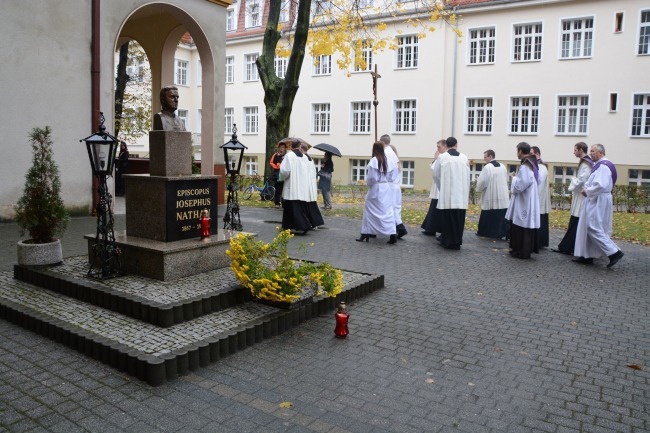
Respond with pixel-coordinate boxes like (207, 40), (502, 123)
(279, 401), (294, 408)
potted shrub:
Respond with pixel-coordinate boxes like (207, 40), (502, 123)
(227, 229), (343, 308)
(15, 126), (69, 266)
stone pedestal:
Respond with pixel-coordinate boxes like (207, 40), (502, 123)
(149, 131), (192, 176)
(85, 230), (237, 281)
(124, 174), (218, 242)
(107, 130), (227, 281)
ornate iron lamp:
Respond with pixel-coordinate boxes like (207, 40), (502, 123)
(220, 124), (247, 231)
(80, 112), (121, 279)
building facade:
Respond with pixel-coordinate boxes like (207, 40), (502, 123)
(1, 0), (228, 220)
(224, 0), (650, 190)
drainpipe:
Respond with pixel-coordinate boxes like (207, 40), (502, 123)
(450, 8), (459, 137)
(91, 0), (101, 212)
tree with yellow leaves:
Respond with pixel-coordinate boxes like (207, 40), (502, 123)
(256, 0), (459, 173)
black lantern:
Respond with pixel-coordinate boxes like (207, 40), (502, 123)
(80, 112), (121, 279)
(220, 124), (246, 231)
(220, 124), (247, 176)
(82, 113), (119, 176)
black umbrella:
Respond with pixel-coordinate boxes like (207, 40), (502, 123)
(312, 143), (342, 157)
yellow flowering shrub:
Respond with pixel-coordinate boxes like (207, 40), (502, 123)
(227, 230), (343, 303)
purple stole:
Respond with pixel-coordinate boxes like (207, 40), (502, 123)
(592, 159), (617, 187)
(579, 155), (594, 169)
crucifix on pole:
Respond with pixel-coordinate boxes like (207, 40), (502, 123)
(370, 65), (381, 142)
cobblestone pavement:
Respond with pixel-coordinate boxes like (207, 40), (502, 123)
(0, 203), (648, 433)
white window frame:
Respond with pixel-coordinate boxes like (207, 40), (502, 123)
(509, 96), (540, 135)
(468, 27), (496, 65)
(396, 35), (419, 69)
(351, 159), (369, 183)
(177, 109), (189, 130)
(312, 103), (331, 134)
(354, 40), (373, 72)
(244, 157), (258, 176)
(350, 101), (372, 134)
(628, 169), (650, 186)
(313, 158), (323, 173)
(554, 166), (575, 185)
(175, 59), (189, 86)
(313, 55), (332, 76)
(556, 94), (590, 135)
(638, 9), (650, 55)
(614, 11), (624, 33)
(393, 99), (417, 133)
(470, 162), (484, 183)
(126, 57), (145, 83)
(224, 107), (234, 134)
(244, 106), (259, 134)
(196, 60), (202, 86)
(559, 16), (594, 59)
(465, 97), (493, 134)
(225, 56), (234, 84)
(631, 93), (650, 137)
(274, 56), (288, 79)
(312, 0), (332, 18)
(244, 53), (259, 82)
(279, 0), (290, 22)
(401, 160), (415, 188)
(197, 109), (202, 133)
(512, 22), (543, 62)
(246, 0), (261, 28)
(226, 8), (237, 32)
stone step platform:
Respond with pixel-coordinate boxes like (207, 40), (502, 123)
(13, 256), (250, 327)
(0, 262), (383, 386)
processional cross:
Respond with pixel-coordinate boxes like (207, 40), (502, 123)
(370, 65), (381, 142)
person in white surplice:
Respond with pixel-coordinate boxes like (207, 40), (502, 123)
(433, 136), (470, 250)
(380, 134), (408, 239)
(573, 144), (624, 268)
(356, 141), (399, 244)
(475, 149), (509, 239)
(505, 142), (540, 259)
(280, 139), (323, 234)
(553, 142), (593, 255)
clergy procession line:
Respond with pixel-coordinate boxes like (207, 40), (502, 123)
(276, 135), (624, 269)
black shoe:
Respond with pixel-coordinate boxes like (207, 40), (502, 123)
(551, 248), (571, 255)
(355, 234), (369, 242)
(396, 224), (408, 239)
(387, 235), (397, 244)
(607, 250), (624, 268)
(435, 235), (442, 242)
(572, 257), (593, 265)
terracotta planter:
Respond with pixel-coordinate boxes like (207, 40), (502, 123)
(16, 239), (63, 266)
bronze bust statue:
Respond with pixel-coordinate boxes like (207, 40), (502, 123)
(153, 85), (186, 131)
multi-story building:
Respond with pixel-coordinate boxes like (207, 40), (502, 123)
(223, 0), (650, 190)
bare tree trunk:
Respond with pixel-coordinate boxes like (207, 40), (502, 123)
(257, 0), (311, 177)
(114, 41), (130, 138)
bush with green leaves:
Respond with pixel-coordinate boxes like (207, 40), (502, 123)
(15, 126), (69, 244)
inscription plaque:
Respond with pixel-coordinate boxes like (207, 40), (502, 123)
(165, 178), (218, 241)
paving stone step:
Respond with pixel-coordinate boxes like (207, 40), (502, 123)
(0, 267), (383, 385)
(14, 259), (248, 327)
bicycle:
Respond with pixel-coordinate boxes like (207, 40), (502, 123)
(242, 174), (276, 201)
